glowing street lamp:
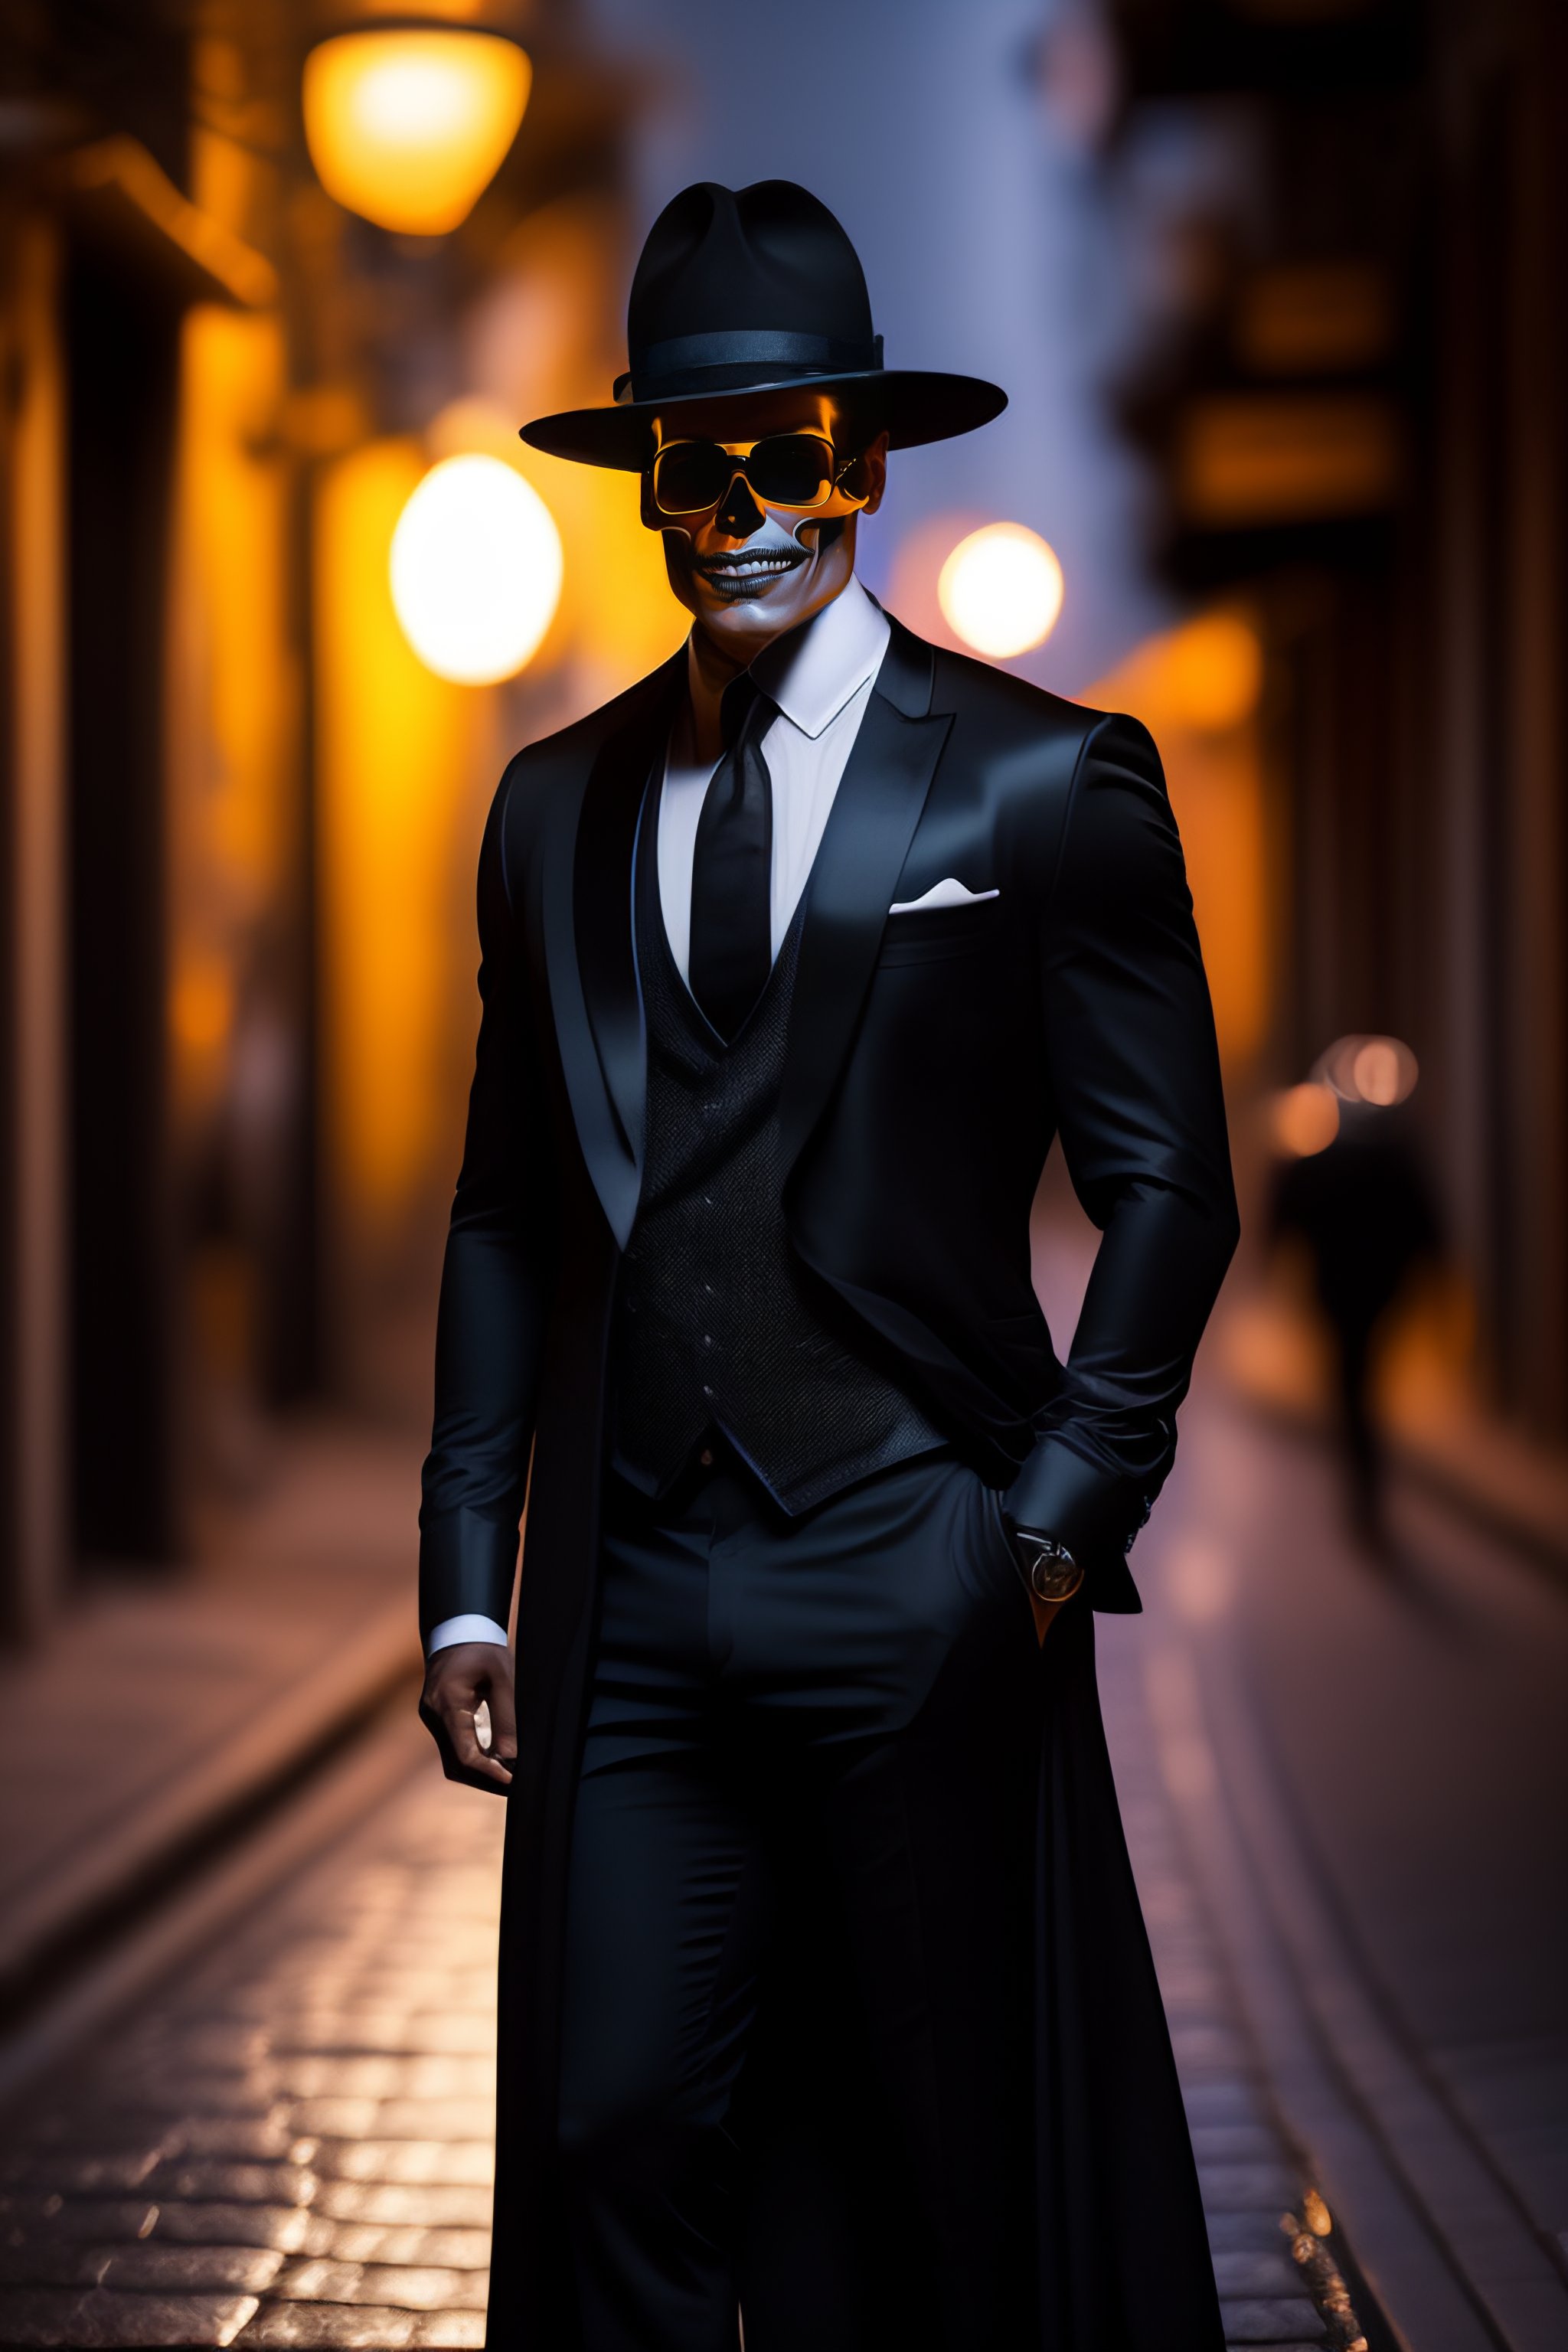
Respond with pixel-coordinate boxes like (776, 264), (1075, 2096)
(938, 522), (1064, 659)
(390, 454), (562, 684)
(302, 27), (531, 236)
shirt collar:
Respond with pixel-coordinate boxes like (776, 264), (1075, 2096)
(684, 575), (890, 746)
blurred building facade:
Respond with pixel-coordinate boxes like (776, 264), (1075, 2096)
(1102, 0), (1568, 1447)
(2, 0), (1564, 1650)
(0, 0), (680, 1637)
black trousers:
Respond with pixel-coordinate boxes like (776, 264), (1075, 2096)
(557, 1443), (1047, 2352)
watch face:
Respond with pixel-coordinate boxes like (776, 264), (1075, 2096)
(1027, 1547), (1084, 1603)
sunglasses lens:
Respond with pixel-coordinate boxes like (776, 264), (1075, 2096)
(834, 451), (871, 503)
(746, 435), (835, 507)
(652, 434), (846, 514)
(653, 443), (733, 514)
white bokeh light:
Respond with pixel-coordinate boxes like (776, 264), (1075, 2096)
(938, 522), (1065, 659)
(390, 454), (562, 685)
(1316, 1033), (1419, 1108)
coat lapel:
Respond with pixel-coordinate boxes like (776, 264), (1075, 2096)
(779, 619), (952, 1181)
(544, 649), (684, 1250)
(549, 616), (951, 1238)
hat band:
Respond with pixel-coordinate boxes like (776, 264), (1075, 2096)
(616, 327), (884, 405)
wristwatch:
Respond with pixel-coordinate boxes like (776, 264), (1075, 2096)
(1011, 1527), (1085, 1605)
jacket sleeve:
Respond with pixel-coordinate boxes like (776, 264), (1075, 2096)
(1004, 712), (1240, 1600)
(417, 757), (559, 1645)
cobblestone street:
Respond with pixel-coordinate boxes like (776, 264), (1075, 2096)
(0, 1582), (1354, 2351)
(0, 1759), (505, 2349)
(5, 1344), (1565, 2351)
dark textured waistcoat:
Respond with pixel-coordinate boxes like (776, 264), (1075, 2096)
(610, 777), (946, 1513)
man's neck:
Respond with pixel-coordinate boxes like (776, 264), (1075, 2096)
(685, 627), (748, 761)
(685, 577), (855, 765)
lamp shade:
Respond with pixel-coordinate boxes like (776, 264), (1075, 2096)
(302, 28), (531, 235)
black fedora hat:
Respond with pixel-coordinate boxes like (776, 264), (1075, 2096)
(519, 179), (1006, 472)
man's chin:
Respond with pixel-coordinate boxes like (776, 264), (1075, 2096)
(697, 577), (812, 628)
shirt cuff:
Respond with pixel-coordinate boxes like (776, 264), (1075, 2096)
(426, 1612), (510, 1657)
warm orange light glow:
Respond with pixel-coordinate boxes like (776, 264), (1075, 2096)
(171, 960), (234, 1057)
(426, 395), (528, 468)
(937, 523), (1064, 658)
(1086, 604), (1270, 1073)
(1272, 1082), (1341, 1158)
(168, 299), (292, 1132)
(302, 29), (531, 236)
(390, 454), (562, 684)
(1165, 613), (1263, 732)
(315, 438), (490, 1227)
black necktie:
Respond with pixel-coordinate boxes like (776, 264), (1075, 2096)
(688, 674), (774, 1042)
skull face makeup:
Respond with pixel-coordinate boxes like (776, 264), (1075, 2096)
(649, 390), (888, 662)
(665, 508), (820, 600)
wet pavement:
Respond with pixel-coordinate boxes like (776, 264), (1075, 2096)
(1137, 1392), (1568, 2352)
(8, 1329), (1563, 2350)
(0, 1759), (503, 2348)
(0, 1535), (1355, 2350)
(0, 1419), (417, 2024)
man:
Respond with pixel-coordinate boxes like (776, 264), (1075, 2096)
(1269, 1075), (1442, 1550)
(420, 180), (1238, 2352)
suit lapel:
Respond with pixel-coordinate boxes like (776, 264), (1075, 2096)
(779, 619), (952, 1181)
(544, 649), (683, 1249)
(549, 617), (951, 1237)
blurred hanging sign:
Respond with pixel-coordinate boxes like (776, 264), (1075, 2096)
(1231, 262), (1394, 377)
(1174, 392), (1403, 527)
(56, 137), (278, 310)
(302, 5), (533, 237)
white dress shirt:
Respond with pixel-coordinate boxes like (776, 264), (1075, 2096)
(657, 573), (890, 982)
(427, 577), (891, 1658)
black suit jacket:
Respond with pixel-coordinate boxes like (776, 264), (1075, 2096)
(417, 609), (1238, 2350)
(420, 610), (1237, 1634)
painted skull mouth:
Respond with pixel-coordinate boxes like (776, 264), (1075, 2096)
(694, 547), (808, 598)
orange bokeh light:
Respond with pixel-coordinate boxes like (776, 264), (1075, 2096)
(1272, 1082), (1341, 1158)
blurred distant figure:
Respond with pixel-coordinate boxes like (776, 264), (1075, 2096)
(1269, 1060), (1443, 1550)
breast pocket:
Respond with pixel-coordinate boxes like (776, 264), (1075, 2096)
(877, 898), (1003, 966)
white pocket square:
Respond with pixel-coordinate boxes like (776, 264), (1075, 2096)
(888, 877), (1001, 914)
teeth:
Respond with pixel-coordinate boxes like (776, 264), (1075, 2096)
(702, 558), (799, 576)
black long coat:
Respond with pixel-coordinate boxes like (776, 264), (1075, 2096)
(419, 613), (1239, 2349)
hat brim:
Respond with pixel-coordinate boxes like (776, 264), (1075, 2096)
(518, 368), (1006, 471)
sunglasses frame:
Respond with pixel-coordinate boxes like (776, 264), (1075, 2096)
(648, 431), (874, 519)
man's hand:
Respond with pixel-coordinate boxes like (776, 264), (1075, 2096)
(420, 1642), (517, 1791)
(1004, 1515), (1080, 1648)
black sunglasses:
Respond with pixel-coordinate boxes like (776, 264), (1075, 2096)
(649, 433), (871, 518)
